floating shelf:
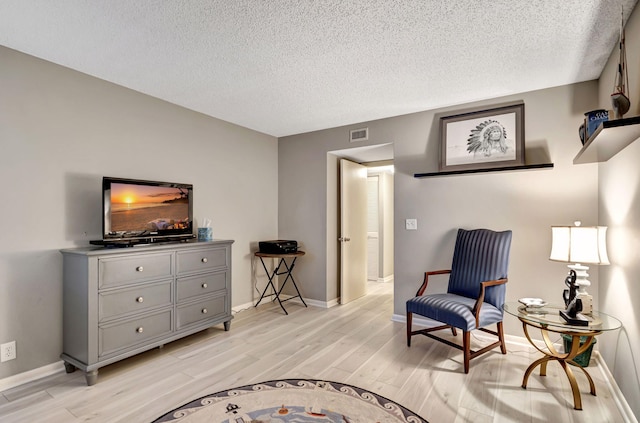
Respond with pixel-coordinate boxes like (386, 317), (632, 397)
(414, 163), (554, 178)
(573, 116), (640, 164)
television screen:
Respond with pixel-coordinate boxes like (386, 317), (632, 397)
(103, 177), (193, 241)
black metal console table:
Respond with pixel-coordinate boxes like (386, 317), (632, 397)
(254, 251), (307, 315)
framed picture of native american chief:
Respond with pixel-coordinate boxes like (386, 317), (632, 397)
(439, 102), (525, 172)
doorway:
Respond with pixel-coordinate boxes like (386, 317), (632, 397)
(339, 159), (368, 304)
(328, 143), (394, 305)
(366, 165), (394, 284)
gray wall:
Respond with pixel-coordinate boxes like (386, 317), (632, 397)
(280, 83), (600, 329)
(393, 84), (600, 337)
(0, 46), (278, 380)
(597, 4), (640, 418)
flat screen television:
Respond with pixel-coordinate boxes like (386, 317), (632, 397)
(91, 176), (195, 246)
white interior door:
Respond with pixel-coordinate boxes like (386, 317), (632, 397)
(340, 159), (368, 304)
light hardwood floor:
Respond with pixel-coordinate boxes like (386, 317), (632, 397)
(0, 282), (628, 422)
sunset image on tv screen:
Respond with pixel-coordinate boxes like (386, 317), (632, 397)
(110, 183), (189, 233)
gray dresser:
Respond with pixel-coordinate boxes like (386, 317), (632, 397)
(60, 239), (234, 385)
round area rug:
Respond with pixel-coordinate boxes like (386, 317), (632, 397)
(152, 379), (428, 423)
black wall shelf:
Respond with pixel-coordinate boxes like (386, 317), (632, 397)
(414, 163), (554, 178)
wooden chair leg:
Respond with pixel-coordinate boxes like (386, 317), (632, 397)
(463, 331), (471, 373)
(497, 321), (507, 354)
(406, 312), (412, 347)
(451, 327), (457, 336)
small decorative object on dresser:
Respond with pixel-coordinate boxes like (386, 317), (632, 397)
(198, 218), (213, 241)
(60, 240), (234, 385)
(197, 227), (213, 241)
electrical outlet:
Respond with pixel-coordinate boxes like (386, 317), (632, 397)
(1, 341), (16, 362)
(405, 219), (418, 230)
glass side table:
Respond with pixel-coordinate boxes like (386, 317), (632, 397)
(503, 302), (622, 410)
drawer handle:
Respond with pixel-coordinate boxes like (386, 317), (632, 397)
(201, 308), (208, 314)
(201, 258), (208, 263)
(136, 266), (144, 272)
(136, 296), (144, 303)
(136, 327), (144, 333)
(201, 283), (208, 289)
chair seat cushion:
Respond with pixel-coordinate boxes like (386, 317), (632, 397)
(406, 293), (503, 331)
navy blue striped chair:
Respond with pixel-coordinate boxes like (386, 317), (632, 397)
(406, 228), (512, 373)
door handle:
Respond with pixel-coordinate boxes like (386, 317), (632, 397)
(338, 237), (351, 242)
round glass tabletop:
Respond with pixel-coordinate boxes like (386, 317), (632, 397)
(503, 301), (622, 332)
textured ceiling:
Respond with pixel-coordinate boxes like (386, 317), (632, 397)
(0, 1), (637, 137)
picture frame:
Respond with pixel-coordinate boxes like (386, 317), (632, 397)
(439, 102), (525, 172)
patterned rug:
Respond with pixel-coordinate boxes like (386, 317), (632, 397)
(152, 379), (428, 422)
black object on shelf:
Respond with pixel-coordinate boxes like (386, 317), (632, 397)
(414, 163), (554, 178)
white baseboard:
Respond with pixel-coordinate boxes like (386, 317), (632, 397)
(280, 295), (338, 309)
(237, 295), (338, 312)
(305, 297), (339, 308)
(392, 313), (436, 327)
(594, 352), (639, 423)
(377, 275), (394, 283)
(0, 361), (65, 392)
(232, 300), (256, 314)
(393, 312), (637, 422)
(393, 313), (562, 349)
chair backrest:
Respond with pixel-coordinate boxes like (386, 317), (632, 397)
(447, 228), (512, 309)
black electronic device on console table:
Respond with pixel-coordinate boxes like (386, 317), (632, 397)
(258, 240), (298, 254)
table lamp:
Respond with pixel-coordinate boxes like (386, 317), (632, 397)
(549, 221), (609, 314)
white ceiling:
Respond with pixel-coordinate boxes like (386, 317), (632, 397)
(0, 1), (637, 137)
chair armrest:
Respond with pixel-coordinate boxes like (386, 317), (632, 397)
(471, 278), (508, 326)
(416, 270), (451, 296)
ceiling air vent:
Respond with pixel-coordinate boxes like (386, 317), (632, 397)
(350, 127), (368, 142)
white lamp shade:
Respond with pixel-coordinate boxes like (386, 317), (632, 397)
(550, 226), (609, 265)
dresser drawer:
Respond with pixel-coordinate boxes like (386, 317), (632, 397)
(99, 310), (172, 358)
(177, 247), (227, 274)
(99, 252), (173, 288)
(176, 295), (226, 330)
(99, 281), (172, 321)
(177, 271), (227, 302)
